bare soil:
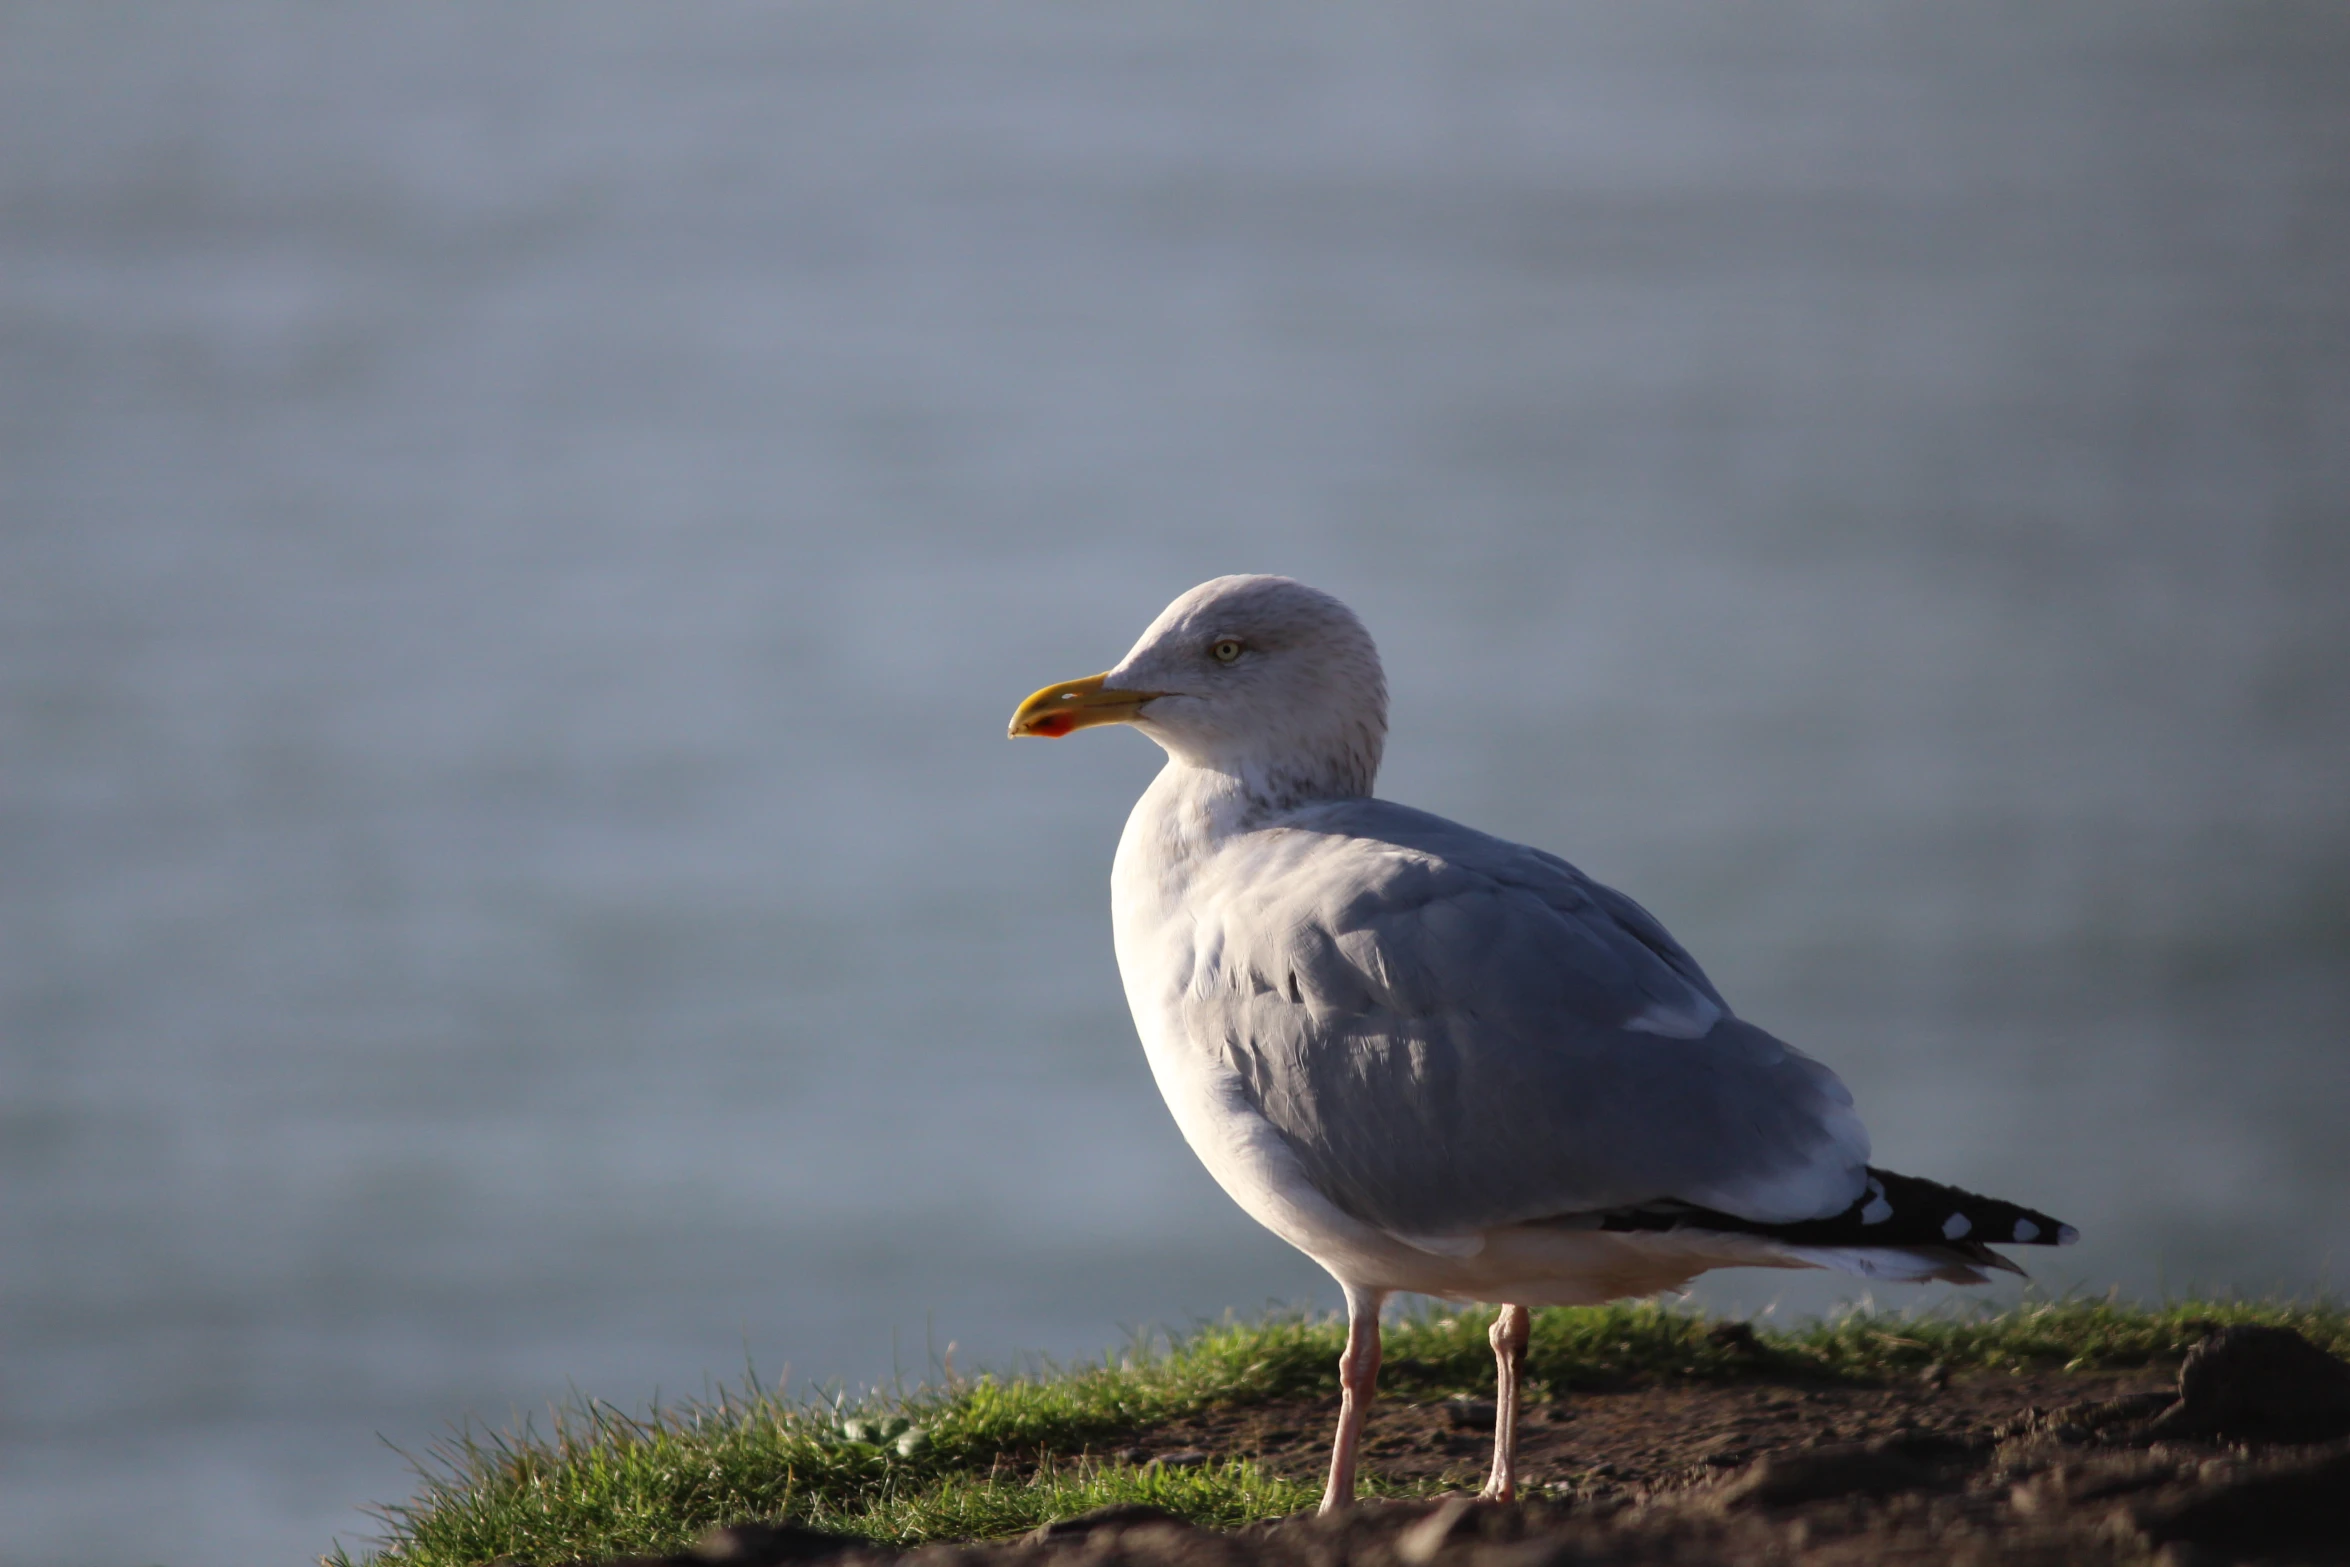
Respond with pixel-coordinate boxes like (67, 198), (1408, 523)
(1103, 1364), (2152, 1500)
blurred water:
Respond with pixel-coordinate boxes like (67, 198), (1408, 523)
(3, 4), (2347, 1564)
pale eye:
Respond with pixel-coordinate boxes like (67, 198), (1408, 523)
(1211, 638), (1244, 664)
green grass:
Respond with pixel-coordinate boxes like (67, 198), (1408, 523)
(335, 1297), (2349, 1567)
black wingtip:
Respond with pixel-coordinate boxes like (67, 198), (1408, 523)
(1845, 1167), (2077, 1252)
(1596, 1167), (2077, 1255)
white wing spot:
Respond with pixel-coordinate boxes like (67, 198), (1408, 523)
(1942, 1212), (1972, 1240)
(2056, 1224), (2079, 1245)
(1621, 994), (1724, 1040)
(1860, 1197), (1893, 1225)
(2012, 1219), (2040, 1242)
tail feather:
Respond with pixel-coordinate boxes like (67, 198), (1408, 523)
(1774, 1242), (2018, 1286)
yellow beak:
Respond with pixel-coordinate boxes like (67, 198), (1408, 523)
(1007, 672), (1165, 738)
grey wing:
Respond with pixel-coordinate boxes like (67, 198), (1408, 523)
(1184, 800), (1869, 1236)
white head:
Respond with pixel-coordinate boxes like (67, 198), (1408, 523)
(1009, 575), (1387, 805)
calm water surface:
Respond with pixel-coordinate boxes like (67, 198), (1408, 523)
(4, 5), (2347, 1564)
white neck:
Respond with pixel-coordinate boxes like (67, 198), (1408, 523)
(1131, 719), (1377, 816)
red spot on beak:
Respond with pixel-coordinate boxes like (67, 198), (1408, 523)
(1028, 713), (1075, 738)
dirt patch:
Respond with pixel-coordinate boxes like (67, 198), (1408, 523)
(1101, 1364), (2148, 1501)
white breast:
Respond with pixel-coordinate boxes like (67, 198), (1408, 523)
(1108, 766), (1404, 1280)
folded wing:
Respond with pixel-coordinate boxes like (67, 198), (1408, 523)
(1180, 799), (1872, 1237)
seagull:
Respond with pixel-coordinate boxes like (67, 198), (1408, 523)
(1008, 574), (2075, 1511)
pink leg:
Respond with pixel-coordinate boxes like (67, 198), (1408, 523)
(1320, 1284), (1387, 1514)
(1481, 1303), (1530, 1501)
